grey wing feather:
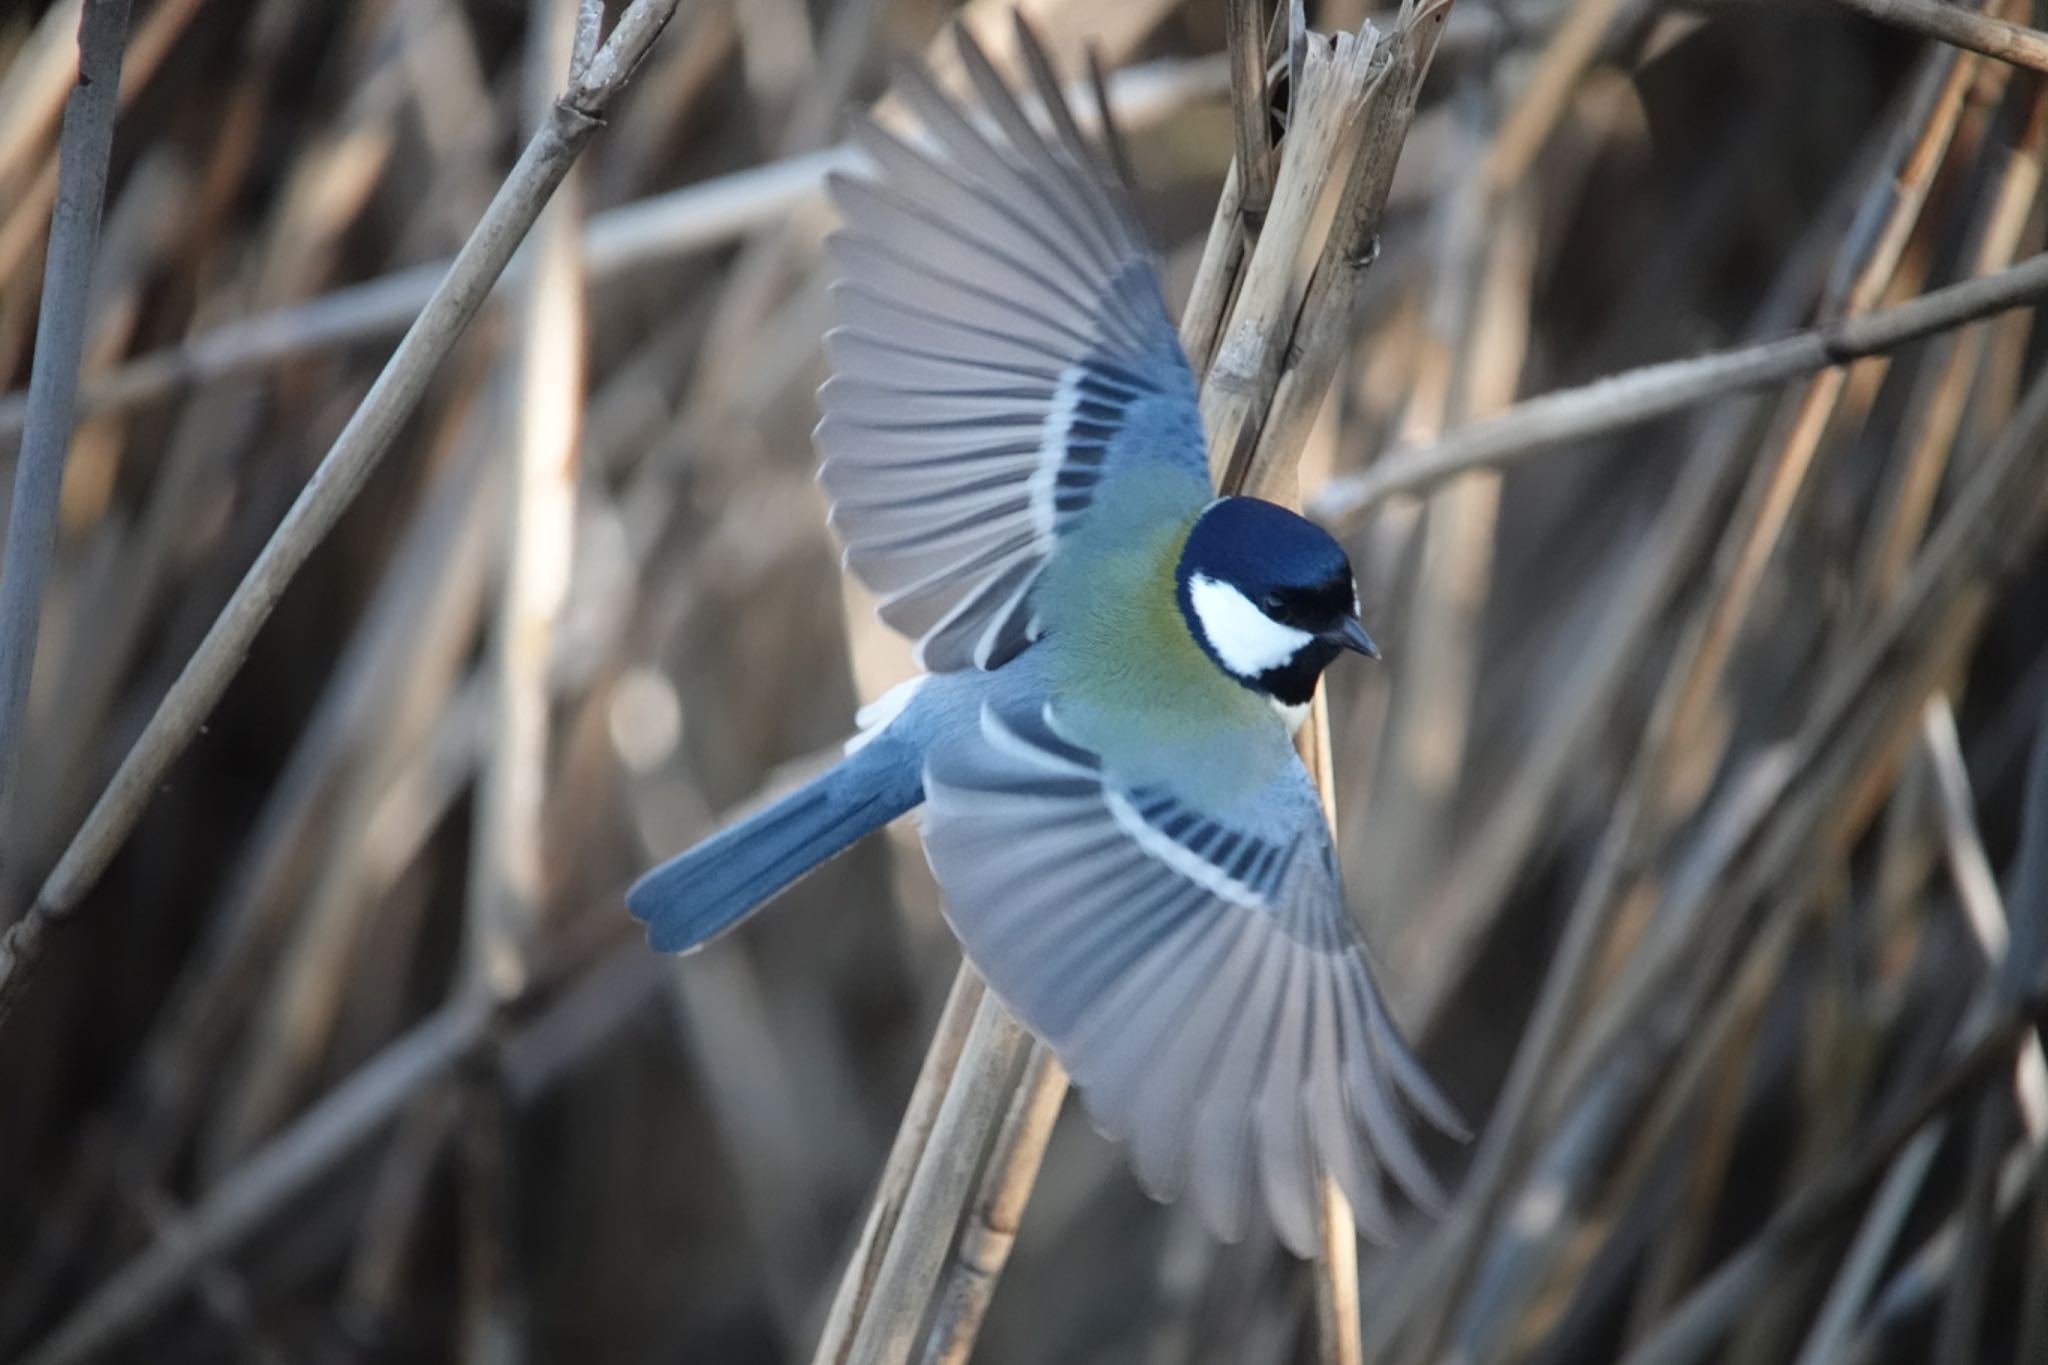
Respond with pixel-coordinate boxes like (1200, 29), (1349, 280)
(816, 23), (1207, 673)
(921, 701), (1463, 1256)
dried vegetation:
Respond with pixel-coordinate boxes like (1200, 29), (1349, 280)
(2, 0), (2047, 1363)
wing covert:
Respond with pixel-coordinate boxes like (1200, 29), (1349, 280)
(816, 20), (1208, 672)
(921, 700), (1464, 1255)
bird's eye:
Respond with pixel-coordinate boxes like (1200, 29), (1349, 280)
(1261, 592), (1291, 622)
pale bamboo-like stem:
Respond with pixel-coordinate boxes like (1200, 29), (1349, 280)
(917, 1044), (1069, 1365)
(1201, 25), (1388, 481)
(0, 0), (685, 1029)
(1304, 693), (1363, 1365)
(840, 994), (1034, 1365)
(811, 968), (988, 1365)
(454, 4), (592, 1361)
(464, 0), (590, 1003)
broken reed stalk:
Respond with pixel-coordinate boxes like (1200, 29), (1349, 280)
(0, 0), (130, 880)
(0, 0), (684, 1030)
(814, 9), (1451, 1363)
(1225, 0), (1275, 228)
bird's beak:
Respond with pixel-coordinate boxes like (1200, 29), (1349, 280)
(1326, 616), (1381, 660)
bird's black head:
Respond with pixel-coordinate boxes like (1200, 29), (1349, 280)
(1173, 497), (1379, 718)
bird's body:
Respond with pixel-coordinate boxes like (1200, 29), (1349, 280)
(629, 18), (1461, 1255)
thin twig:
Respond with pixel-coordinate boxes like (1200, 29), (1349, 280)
(1618, 991), (2048, 1365)
(0, 0), (685, 1030)
(1310, 246), (2048, 524)
(18, 996), (492, 1365)
(1821, 0), (2048, 74)
(0, 54), (1230, 444)
(0, 0), (131, 878)
(1390, 48), (1988, 1356)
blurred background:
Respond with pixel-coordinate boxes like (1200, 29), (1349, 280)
(3, 0), (2047, 1362)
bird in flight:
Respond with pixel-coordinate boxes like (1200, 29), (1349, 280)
(630, 15), (1463, 1256)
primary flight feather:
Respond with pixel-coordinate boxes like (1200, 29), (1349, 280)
(629, 16), (1462, 1257)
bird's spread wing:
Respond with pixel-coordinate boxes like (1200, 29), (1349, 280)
(921, 700), (1465, 1255)
(817, 21), (1207, 672)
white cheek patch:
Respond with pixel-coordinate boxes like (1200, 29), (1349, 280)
(1187, 574), (1313, 678)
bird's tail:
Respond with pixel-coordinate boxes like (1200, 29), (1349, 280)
(628, 734), (924, 954)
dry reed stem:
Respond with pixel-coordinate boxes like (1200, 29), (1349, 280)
(0, 0), (685, 1030)
(1930, 1091), (2002, 1365)
(1617, 992), (2048, 1365)
(1732, 83), (2042, 1341)
(1309, 241), (2048, 524)
(0, 0), (130, 882)
(918, 1043), (1069, 1365)
(840, 994), (1034, 1365)
(17, 995), (492, 1365)
(0, 0), (82, 190)
(1304, 692), (1363, 1365)
(14, 2), (2048, 1358)
(0, 54), (1229, 445)
(0, 0), (198, 290)
(1574, 349), (2048, 1359)
(1851, 74), (2048, 622)
(1226, 0), (1276, 228)
(812, 969), (987, 1365)
(454, 5), (593, 1359)
(1380, 45), (1984, 1359)
(466, 0), (590, 1006)
(178, 433), (496, 1166)
(1822, 0), (2048, 72)
(1386, 137), (1861, 1038)
(1644, 637), (2048, 1364)
(10, 934), (671, 1364)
